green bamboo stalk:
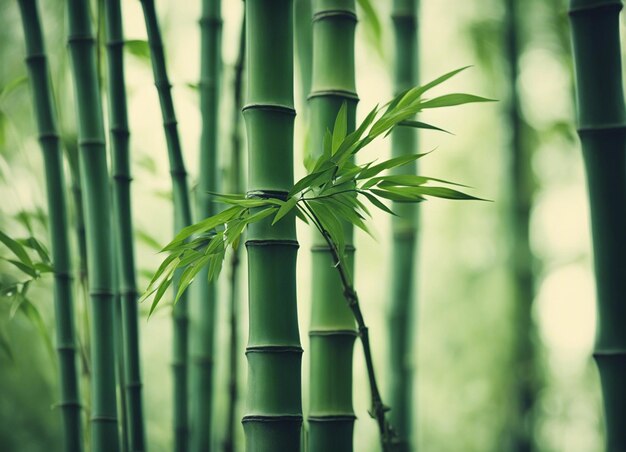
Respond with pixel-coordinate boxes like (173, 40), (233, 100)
(16, 1), (83, 450)
(295, 0), (313, 114)
(569, 1), (626, 450)
(112, 256), (129, 452)
(307, 1), (358, 451)
(504, 1), (537, 451)
(104, 0), (147, 448)
(189, 0), (222, 449)
(65, 0), (120, 449)
(223, 15), (246, 452)
(137, 1), (193, 450)
(388, 1), (419, 450)
(242, 0), (302, 450)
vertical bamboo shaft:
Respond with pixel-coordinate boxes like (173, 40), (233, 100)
(223, 15), (246, 452)
(569, 1), (626, 450)
(189, 0), (222, 449)
(308, 1), (358, 451)
(16, 1), (83, 450)
(104, 0), (147, 449)
(243, 1), (302, 450)
(504, 1), (537, 451)
(138, 1), (194, 449)
(66, 0), (120, 449)
(388, 1), (419, 450)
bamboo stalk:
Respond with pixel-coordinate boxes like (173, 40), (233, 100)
(65, 0), (120, 449)
(504, 1), (538, 450)
(189, 0), (222, 449)
(16, 1), (83, 450)
(242, 1), (302, 450)
(388, 1), (419, 450)
(295, 0), (313, 115)
(223, 15), (246, 452)
(137, 1), (193, 449)
(307, 1), (358, 450)
(104, 0), (147, 449)
(569, 1), (626, 450)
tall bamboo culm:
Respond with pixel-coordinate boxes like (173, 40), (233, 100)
(189, 0), (222, 449)
(138, 1), (193, 449)
(223, 15), (246, 452)
(104, 0), (147, 449)
(504, 1), (537, 451)
(242, 1), (302, 450)
(66, 0), (120, 449)
(17, 1), (83, 450)
(307, 1), (358, 451)
(569, 1), (626, 450)
(388, 1), (419, 450)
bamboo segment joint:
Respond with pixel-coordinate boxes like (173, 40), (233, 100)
(308, 414), (357, 422)
(311, 244), (355, 252)
(241, 415), (303, 424)
(242, 103), (296, 116)
(245, 345), (304, 354)
(309, 329), (357, 337)
(57, 400), (82, 408)
(154, 81), (173, 90)
(576, 123), (626, 135)
(198, 17), (223, 27)
(569, 0), (622, 15)
(391, 14), (418, 27)
(308, 89), (359, 101)
(110, 126), (130, 137)
(245, 239), (300, 248)
(67, 35), (96, 45)
(78, 139), (106, 147)
(89, 289), (115, 297)
(313, 10), (357, 23)
(105, 39), (125, 48)
(91, 416), (118, 423)
(24, 53), (46, 63)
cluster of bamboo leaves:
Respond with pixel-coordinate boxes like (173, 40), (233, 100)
(144, 67), (491, 313)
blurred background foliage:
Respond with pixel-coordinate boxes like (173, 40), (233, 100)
(0, 0), (612, 450)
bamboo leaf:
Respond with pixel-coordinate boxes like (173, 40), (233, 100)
(358, 154), (428, 180)
(125, 39), (151, 62)
(0, 76), (28, 101)
(135, 229), (163, 251)
(22, 237), (50, 264)
(165, 206), (242, 250)
(359, 191), (397, 216)
(397, 120), (451, 134)
(406, 185), (487, 201)
(369, 174), (470, 188)
(332, 102), (348, 154)
(2, 259), (38, 278)
(0, 231), (33, 267)
(371, 188), (422, 202)
(420, 93), (495, 109)
(396, 66), (472, 109)
(272, 197), (298, 225)
(148, 277), (172, 317)
(19, 298), (55, 363)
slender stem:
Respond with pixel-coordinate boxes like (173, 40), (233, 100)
(301, 200), (395, 451)
(16, 1), (83, 450)
(104, 0), (147, 449)
(138, 2), (193, 449)
(223, 13), (245, 452)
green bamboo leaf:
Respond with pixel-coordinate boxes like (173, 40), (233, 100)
(165, 206), (242, 250)
(22, 237), (50, 264)
(125, 39), (151, 62)
(135, 229), (163, 251)
(3, 258), (38, 278)
(397, 120), (451, 134)
(0, 327), (13, 361)
(369, 174), (470, 189)
(272, 197), (298, 225)
(332, 102), (348, 154)
(33, 262), (53, 273)
(148, 277), (172, 317)
(359, 190), (397, 216)
(406, 185), (487, 201)
(295, 206), (310, 224)
(174, 255), (211, 304)
(308, 200), (346, 257)
(0, 231), (33, 267)
(356, 0), (383, 56)
(289, 166), (334, 196)
(358, 154), (428, 180)
(420, 93), (495, 109)
(396, 66), (472, 109)
(371, 188), (422, 202)
(0, 76), (28, 101)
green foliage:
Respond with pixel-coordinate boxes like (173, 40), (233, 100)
(143, 68), (492, 313)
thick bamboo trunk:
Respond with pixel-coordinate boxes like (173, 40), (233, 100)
(388, 1), (419, 450)
(223, 15), (246, 452)
(138, 1), (193, 449)
(104, 0), (147, 449)
(307, 1), (358, 450)
(16, 1), (83, 450)
(504, 1), (537, 451)
(66, 0), (120, 449)
(242, 1), (302, 450)
(568, 1), (626, 450)
(189, 0), (222, 449)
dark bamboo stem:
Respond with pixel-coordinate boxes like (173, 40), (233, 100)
(138, 1), (193, 449)
(569, 1), (626, 450)
(388, 1), (419, 450)
(222, 14), (246, 452)
(66, 0), (120, 448)
(16, 1), (83, 450)
(504, 0), (537, 451)
(104, 0), (147, 449)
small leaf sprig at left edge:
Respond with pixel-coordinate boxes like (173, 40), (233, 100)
(142, 66), (492, 315)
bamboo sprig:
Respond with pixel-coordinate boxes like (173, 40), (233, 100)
(138, 1), (193, 449)
(143, 67), (491, 447)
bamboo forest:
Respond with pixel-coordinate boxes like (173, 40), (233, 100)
(2, 0), (625, 450)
